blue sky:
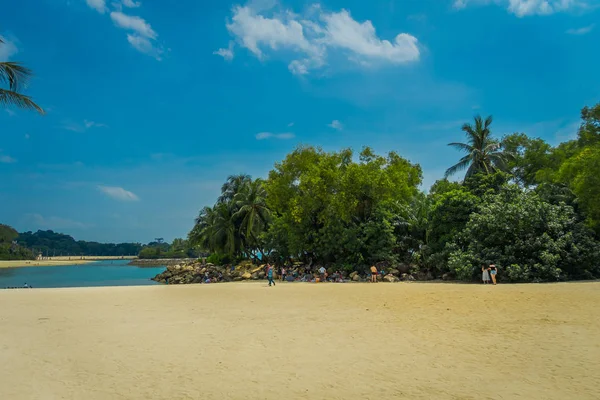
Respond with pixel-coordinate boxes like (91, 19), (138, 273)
(1, 0), (599, 243)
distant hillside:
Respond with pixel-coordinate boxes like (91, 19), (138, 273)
(17, 230), (143, 257)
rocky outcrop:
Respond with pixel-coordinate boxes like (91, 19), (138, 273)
(129, 258), (197, 267)
(151, 260), (427, 285)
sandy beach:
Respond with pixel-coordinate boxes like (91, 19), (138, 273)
(0, 256), (136, 268)
(1, 282), (599, 400)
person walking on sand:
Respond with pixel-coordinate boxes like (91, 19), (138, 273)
(267, 264), (276, 287)
(489, 264), (498, 285)
(281, 266), (287, 282)
(370, 265), (378, 283)
(482, 265), (491, 284)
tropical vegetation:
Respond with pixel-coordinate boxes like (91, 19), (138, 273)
(0, 38), (44, 114)
(188, 103), (600, 283)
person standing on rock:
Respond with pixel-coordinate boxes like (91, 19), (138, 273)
(267, 264), (276, 287)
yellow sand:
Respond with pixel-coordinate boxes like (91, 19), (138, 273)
(0, 256), (136, 268)
(1, 282), (599, 400)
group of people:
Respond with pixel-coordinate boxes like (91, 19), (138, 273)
(482, 264), (498, 285)
(264, 264), (346, 286)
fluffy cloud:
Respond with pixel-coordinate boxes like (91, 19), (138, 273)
(97, 185), (140, 201)
(327, 120), (343, 130)
(453, 0), (583, 16)
(567, 24), (594, 35)
(0, 153), (16, 163)
(122, 0), (141, 8)
(217, 4), (420, 75)
(213, 41), (235, 60)
(255, 132), (295, 140)
(0, 35), (18, 62)
(110, 11), (156, 39)
(86, 0), (107, 14)
(85, 1), (162, 59)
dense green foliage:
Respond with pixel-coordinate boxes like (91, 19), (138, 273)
(188, 103), (600, 283)
(0, 224), (34, 260)
(16, 230), (143, 257)
(137, 238), (199, 259)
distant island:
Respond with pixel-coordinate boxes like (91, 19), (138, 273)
(0, 224), (199, 262)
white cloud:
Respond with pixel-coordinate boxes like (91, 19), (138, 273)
(322, 10), (419, 64)
(567, 24), (594, 35)
(327, 120), (343, 130)
(62, 119), (107, 132)
(110, 11), (156, 39)
(287, 122), (294, 127)
(86, 0), (107, 14)
(24, 213), (89, 229)
(122, 0), (141, 8)
(127, 34), (163, 60)
(0, 153), (16, 163)
(83, 2), (162, 59)
(453, 0), (584, 16)
(0, 35), (18, 62)
(97, 185), (140, 201)
(255, 132), (295, 140)
(219, 4), (419, 75)
(213, 41), (235, 60)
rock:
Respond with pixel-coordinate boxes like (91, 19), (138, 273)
(388, 269), (400, 276)
(233, 276), (243, 282)
(174, 265), (182, 270)
(242, 272), (252, 280)
(384, 274), (399, 283)
(258, 271), (266, 279)
(251, 272), (259, 280)
(352, 274), (361, 282)
(349, 271), (358, 279)
(442, 273), (452, 281)
(407, 274), (416, 281)
(396, 264), (411, 274)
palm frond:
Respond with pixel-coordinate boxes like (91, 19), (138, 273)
(445, 155), (472, 178)
(0, 89), (44, 114)
(448, 142), (474, 153)
(0, 61), (32, 92)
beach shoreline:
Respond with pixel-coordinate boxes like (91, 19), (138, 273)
(1, 281), (598, 399)
(0, 256), (137, 268)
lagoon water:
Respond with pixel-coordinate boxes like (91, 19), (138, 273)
(0, 260), (165, 289)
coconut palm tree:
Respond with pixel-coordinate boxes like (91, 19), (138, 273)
(445, 115), (508, 179)
(218, 174), (252, 204)
(0, 39), (44, 114)
(233, 178), (271, 247)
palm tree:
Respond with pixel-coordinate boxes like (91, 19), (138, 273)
(218, 174), (252, 204)
(445, 115), (508, 179)
(233, 179), (271, 250)
(0, 39), (44, 114)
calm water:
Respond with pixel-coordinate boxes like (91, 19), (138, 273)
(0, 260), (166, 289)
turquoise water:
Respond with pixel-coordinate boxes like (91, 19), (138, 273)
(0, 260), (165, 289)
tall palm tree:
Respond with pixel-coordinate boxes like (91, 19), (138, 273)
(233, 179), (271, 246)
(218, 174), (252, 204)
(0, 39), (44, 114)
(445, 115), (508, 179)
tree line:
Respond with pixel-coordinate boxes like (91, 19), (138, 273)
(188, 103), (600, 283)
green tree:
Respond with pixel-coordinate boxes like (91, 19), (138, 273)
(233, 178), (271, 259)
(448, 185), (600, 282)
(1, 38), (44, 114)
(502, 133), (553, 187)
(445, 115), (509, 179)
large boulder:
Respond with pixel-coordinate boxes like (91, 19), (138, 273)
(258, 271), (266, 279)
(388, 269), (400, 276)
(383, 274), (399, 283)
(251, 272), (259, 280)
(352, 274), (361, 282)
(242, 272), (252, 280)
